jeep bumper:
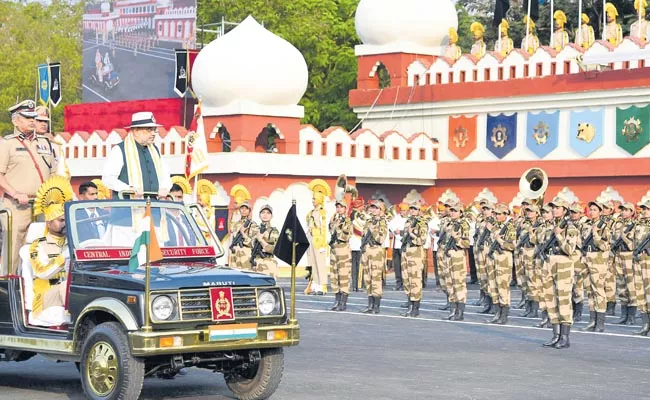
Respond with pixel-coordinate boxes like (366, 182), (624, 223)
(128, 323), (300, 356)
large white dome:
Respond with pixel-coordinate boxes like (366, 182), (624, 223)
(192, 16), (309, 110)
(355, 0), (458, 49)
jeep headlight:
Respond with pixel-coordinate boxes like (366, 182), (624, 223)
(258, 290), (279, 316)
(152, 295), (176, 321)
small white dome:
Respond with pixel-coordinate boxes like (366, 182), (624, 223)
(100, 2), (110, 13)
(192, 16), (309, 110)
(355, 0), (458, 49)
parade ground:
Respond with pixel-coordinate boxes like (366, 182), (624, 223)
(0, 277), (648, 400)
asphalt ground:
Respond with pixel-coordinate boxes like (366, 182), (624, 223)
(0, 276), (649, 399)
(82, 37), (177, 103)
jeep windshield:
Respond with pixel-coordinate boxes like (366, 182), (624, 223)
(66, 200), (218, 263)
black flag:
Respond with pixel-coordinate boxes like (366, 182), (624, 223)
(493, 0), (510, 26)
(523, 0), (539, 21)
(174, 49), (188, 97)
(49, 62), (61, 107)
(214, 206), (229, 242)
(274, 203), (309, 265)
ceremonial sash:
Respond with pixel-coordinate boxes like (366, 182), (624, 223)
(123, 134), (163, 191)
(18, 138), (45, 184)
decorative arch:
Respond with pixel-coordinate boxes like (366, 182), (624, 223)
(254, 123), (285, 153)
(369, 61), (391, 89)
(210, 122), (231, 152)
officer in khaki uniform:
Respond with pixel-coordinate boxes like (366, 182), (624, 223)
(486, 203), (516, 324)
(359, 200), (388, 314)
(0, 100), (56, 275)
(442, 200), (470, 321)
(328, 199), (352, 311)
(251, 204), (279, 278)
(401, 202), (427, 318)
(230, 201), (259, 271)
(29, 176), (73, 319)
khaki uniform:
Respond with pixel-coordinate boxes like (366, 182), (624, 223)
(329, 214), (352, 295)
(231, 217), (259, 271)
(252, 222), (279, 278)
(581, 218), (610, 314)
(575, 23), (595, 49)
(489, 220), (516, 308)
(444, 218), (470, 304)
(521, 34), (540, 54)
(306, 205), (329, 293)
(470, 40), (486, 59)
(531, 219), (552, 312)
(603, 215), (617, 306)
(613, 218), (637, 307)
(436, 215), (450, 292)
(605, 21), (623, 46)
(633, 217), (650, 315)
(0, 129), (55, 274)
(552, 29), (569, 51)
(362, 216), (388, 298)
(30, 233), (67, 316)
(402, 216), (427, 302)
(571, 216), (587, 305)
(544, 218), (579, 326)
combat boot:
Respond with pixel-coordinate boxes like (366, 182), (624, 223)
(472, 290), (485, 306)
(595, 312), (605, 333)
(410, 301), (421, 318)
(542, 324), (561, 347)
(330, 293), (341, 311)
(360, 296), (374, 313)
(454, 302), (465, 321)
(487, 304), (502, 323)
(337, 293), (348, 311)
(626, 306), (637, 325)
(581, 311), (596, 331)
(496, 305), (509, 325)
(439, 295), (450, 311)
(635, 313), (650, 336)
(401, 301), (413, 317)
(615, 304), (629, 324)
(554, 325), (571, 349)
(400, 297), (410, 308)
(479, 295), (493, 314)
(516, 292), (526, 309)
(535, 310), (550, 328)
(573, 301), (583, 322)
(446, 302), (458, 320)
(606, 301), (616, 316)
(528, 301), (539, 318)
(373, 297), (381, 314)
(522, 300), (532, 317)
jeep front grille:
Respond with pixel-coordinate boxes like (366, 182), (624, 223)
(178, 288), (260, 322)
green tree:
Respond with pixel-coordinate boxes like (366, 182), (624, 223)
(198, 0), (360, 131)
(0, 0), (82, 134)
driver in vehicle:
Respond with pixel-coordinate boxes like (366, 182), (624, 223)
(29, 176), (73, 320)
(76, 181), (109, 242)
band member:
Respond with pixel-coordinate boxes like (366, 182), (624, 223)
(306, 190), (329, 295)
(0, 100), (56, 274)
(580, 201), (610, 333)
(389, 203), (408, 291)
(230, 201), (259, 271)
(350, 197), (366, 292)
(102, 112), (172, 199)
(360, 201), (388, 314)
(329, 200), (353, 311)
(401, 202), (427, 318)
(442, 201), (470, 321)
(634, 199), (650, 336)
(542, 197), (579, 350)
(612, 202), (638, 325)
(519, 204), (540, 318)
(470, 22), (486, 59)
(251, 204), (279, 279)
(575, 13), (595, 49)
(485, 203), (516, 324)
(29, 176), (73, 320)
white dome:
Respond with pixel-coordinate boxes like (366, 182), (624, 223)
(100, 2), (110, 13)
(355, 0), (458, 49)
(192, 16), (309, 110)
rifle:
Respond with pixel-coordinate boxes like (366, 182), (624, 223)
(329, 215), (342, 249)
(401, 217), (418, 251)
(229, 219), (251, 251)
(633, 231), (650, 261)
(487, 222), (509, 259)
(517, 220), (540, 249)
(611, 222), (635, 253)
(580, 219), (606, 256)
(360, 220), (379, 252)
(534, 217), (569, 262)
(250, 224), (268, 267)
(443, 221), (461, 257)
(475, 217), (494, 251)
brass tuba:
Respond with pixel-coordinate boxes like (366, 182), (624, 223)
(519, 167), (548, 206)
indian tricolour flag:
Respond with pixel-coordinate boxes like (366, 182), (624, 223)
(129, 203), (164, 272)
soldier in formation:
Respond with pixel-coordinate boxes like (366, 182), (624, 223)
(400, 202), (427, 318)
(251, 204), (279, 279)
(230, 201), (258, 271)
(359, 201), (388, 314)
(329, 199), (353, 311)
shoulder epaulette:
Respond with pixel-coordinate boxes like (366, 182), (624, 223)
(4, 133), (20, 140)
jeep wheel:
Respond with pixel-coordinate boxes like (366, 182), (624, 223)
(224, 348), (284, 400)
(80, 322), (144, 400)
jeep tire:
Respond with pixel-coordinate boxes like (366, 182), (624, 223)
(80, 321), (145, 400)
(224, 348), (284, 400)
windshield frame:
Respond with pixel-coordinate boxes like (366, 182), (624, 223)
(65, 199), (217, 264)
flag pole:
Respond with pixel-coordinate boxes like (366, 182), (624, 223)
(602, 0), (606, 41)
(550, 0), (555, 48)
(289, 199), (298, 326)
(526, 0), (531, 52)
(578, 0), (583, 47)
(143, 198), (153, 332)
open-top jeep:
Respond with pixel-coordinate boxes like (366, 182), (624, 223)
(0, 199), (299, 400)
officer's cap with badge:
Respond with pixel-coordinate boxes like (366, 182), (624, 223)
(8, 100), (38, 119)
(35, 106), (50, 122)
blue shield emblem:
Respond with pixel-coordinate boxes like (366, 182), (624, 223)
(38, 64), (50, 106)
(526, 111), (559, 158)
(569, 109), (604, 157)
(486, 113), (517, 159)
